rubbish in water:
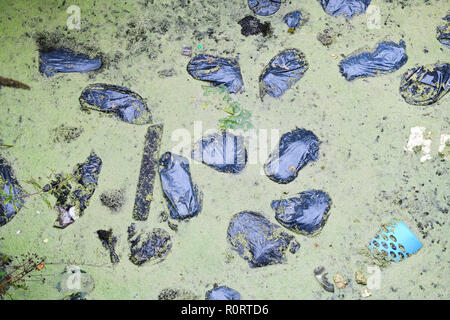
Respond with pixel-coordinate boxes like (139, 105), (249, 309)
(399, 63), (449, 106)
(182, 45), (192, 57)
(0, 76), (30, 90)
(100, 189), (126, 212)
(57, 265), (94, 295)
(289, 240), (301, 254)
(317, 28), (335, 46)
(129, 228), (172, 266)
(271, 190), (332, 235)
(264, 128), (319, 184)
(133, 124), (163, 221)
(127, 223), (136, 240)
(227, 211), (295, 268)
(191, 131), (247, 174)
(187, 55), (244, 94)
(39, 48), (102, 77)
(313, 266), (334, 293)
(369, 220), (422, 262)
(64, 292), (87, 300)
(159, 152), (202, 220)
(238, 15), (272, 37)
(158, 69), (175, 78)
(97, 229), (120, 264)
(355, 270), (367, 285)
(333, 273), (348, 289)
(339, 41), (408, 81)
(158, 288), (198, 300)
(52, 124), (84, 143)
(0, 158), (24, 227)
(205, 285), (241, 300)
(436, 14), (450, 48)
(52, 152), (102, 229)
(404, 126), (432, 163)
(248, 0), (281, 16)
(360, 288), (372, 298)
(319, 0), (372, 19)
(283, 11), (307, 33)
(259, 49), (309, 99)
(79, 83), (152, 124)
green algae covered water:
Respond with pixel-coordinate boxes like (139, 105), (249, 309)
(0, 0), (448, 300)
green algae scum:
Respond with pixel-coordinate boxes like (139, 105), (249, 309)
(0, 0), (449, 301)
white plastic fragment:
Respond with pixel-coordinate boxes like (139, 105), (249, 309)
(404, 126), (432, 163)
(438, 134), (450, 160)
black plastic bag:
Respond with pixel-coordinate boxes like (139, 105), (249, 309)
(97, 229), (120, 264)
(159, 152), (202, 220)
(129, 228), (172, 266)
(187, 55), (244, 94)
(191, 131), (247, 174)
(271, 190), (332, 236)
(399, 63), (449, 106)
(319, 0), (371, 19)
(79, 83), (152, 125)
(248, 0), (281, 16)
(264, 128), (319, 184)
(437, 14), (450, 48)
(259, 49), (308, 99)
(39, 48), (102, 77)
(238, 16), (271, 37)
(339, 41), (408, 81)
(52, 152), (102, 229)
(283, 11), (306, 31)
(227, 211), (295, 268)
(0, 158), (24, 227)
(205, 286), (241, 300)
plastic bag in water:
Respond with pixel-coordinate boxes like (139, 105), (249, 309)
(227, 211), (295, 268)
(264, 128), (319, 184)
(39, 48), (102, 77)
(79, 83), (152, 125)
(159, 152), (202, 220)
(205, 286), (241, 300)
(437, 14), (450, 48)
(259, 49), (308, 99)
(0, 158), (24, 227)
(339, 41), (408, 81)
(248, 0), (281, 16)
(283, 11), (307, 31)
(271, 190), (332, 236)
(399, 63), (449, 106)
(191, 131), (247, 174)
(187, 55), (244, 94)
(319, 0), (371, 19)
(129, 228), (172, 266)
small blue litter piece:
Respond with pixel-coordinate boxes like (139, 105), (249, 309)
(271, 190), (332, 236)
(339, 41), (408, 81)
(436, 14), (450, 48)
(319, 0), (371, 19)
(227, 211), (295, 268)
(39, 48), (102, 77)
(159, 152), (202, 220)
(79, 83), (152, 125)
(248, 0), (281, 16)
(369, 220), (422, 262)
(259, 49), (309, 99)
(0, 158), (24, 227)
(283, 11), (306, 30)
(264, 128), (319, 184)
(191, 131), (247, 174)
(205, 286), (241, 300)
(187, 55), (244, 94)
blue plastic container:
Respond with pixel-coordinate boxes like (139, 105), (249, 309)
(369, 220), (422, 262)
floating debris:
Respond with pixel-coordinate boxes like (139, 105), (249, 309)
(0, 76), (30, 90)
(52, 124), (83, 143)
(158, 288), (198, 300)
(314, 266), (334, 293)
(97, 229), (120, 264)
(319, 0), (371, 19)
(39, 48), (102, 77)
(355, 270), (367, 285)
(0, 157), (24, 227)
(205, 285), (241, 300)
(129, 228), (172, 266)
(436, 14), (450, 48)
(100, 189), (126, 212)
(333, 273), (348, 289)
(317, 28), (335, 46)
(248, 0), (281, 16)
(283, 11), (307, 33)
(238, 15), (272, 37)
(360, 288), (372, 298)
(182, 45), (192, 57)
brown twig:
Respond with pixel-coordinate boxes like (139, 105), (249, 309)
(0, 76), (30, 90)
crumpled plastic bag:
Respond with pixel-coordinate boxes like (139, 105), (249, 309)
(319, 0), (371, 19)
(205, 286), (241, 300)
(259, 49), (309, 99)
(129, 228), (172, 266)
(283, 11), (307, 31)
(399, 63), (449, 106)
(264, 128), (319, 184)
(227, 211), (295, 268)
(191, 131), (247, 174)
(238, 15), (272, 37)
(339, 41), (408, 81)
(159, 152), (202, 220)
(187, 55), (244, 94)
(79, 83), (152, 125)
(39, 48), (102, 77)
(248, 0), (281, 16)
(0, 158), (24, 227)
(437, 14), (450, 48)
(271, 190), (332, 236)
